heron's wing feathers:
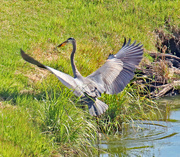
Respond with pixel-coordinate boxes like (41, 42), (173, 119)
(20, 49), (46, 69)
(87, 39), (143, 94)
(44, 66), (82, 96)
(116, 39), (143, 66)
(20, 49), (82, 96)
(87, 59), (123, 94)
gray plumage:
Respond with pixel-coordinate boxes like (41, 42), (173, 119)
(20, 38), (143, 116)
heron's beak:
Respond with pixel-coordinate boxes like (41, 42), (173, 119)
(57, 40), (68, 48)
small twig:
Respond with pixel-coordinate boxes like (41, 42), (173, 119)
(149, 52), (180, 61)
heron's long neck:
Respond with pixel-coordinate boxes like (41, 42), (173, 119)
(71, 41), (80, 78)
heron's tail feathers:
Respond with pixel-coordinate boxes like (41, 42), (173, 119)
(88, 98), (108, 116)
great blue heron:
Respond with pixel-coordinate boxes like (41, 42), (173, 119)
(20, 37), (143, 116)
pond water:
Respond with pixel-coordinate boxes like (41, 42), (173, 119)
(99, 95), (180, 157)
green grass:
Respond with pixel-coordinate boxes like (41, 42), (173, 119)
(0, 104), (52, 156)
(0, 0), (180, 156)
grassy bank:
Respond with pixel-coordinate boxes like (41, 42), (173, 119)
(0, 0), (180, 156)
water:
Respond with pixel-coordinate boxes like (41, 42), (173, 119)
(99, 95), (180, 157)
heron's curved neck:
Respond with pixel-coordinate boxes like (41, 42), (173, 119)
(71, 40), (80, 78)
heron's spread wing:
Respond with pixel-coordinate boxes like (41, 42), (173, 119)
(87, 39), (143, 94)
(20, 49), (82, 96)
(87, 58), (123, 94)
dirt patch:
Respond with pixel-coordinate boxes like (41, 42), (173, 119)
(31, 43), (60, 61)
(0, 102), (17, 109)
(155, 27), (180, 58)
(24, 67), (49, 83)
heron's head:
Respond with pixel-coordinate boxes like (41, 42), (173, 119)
(57, 37), (75, 48)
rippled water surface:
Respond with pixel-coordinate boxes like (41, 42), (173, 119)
(99, 95), (180, 157)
